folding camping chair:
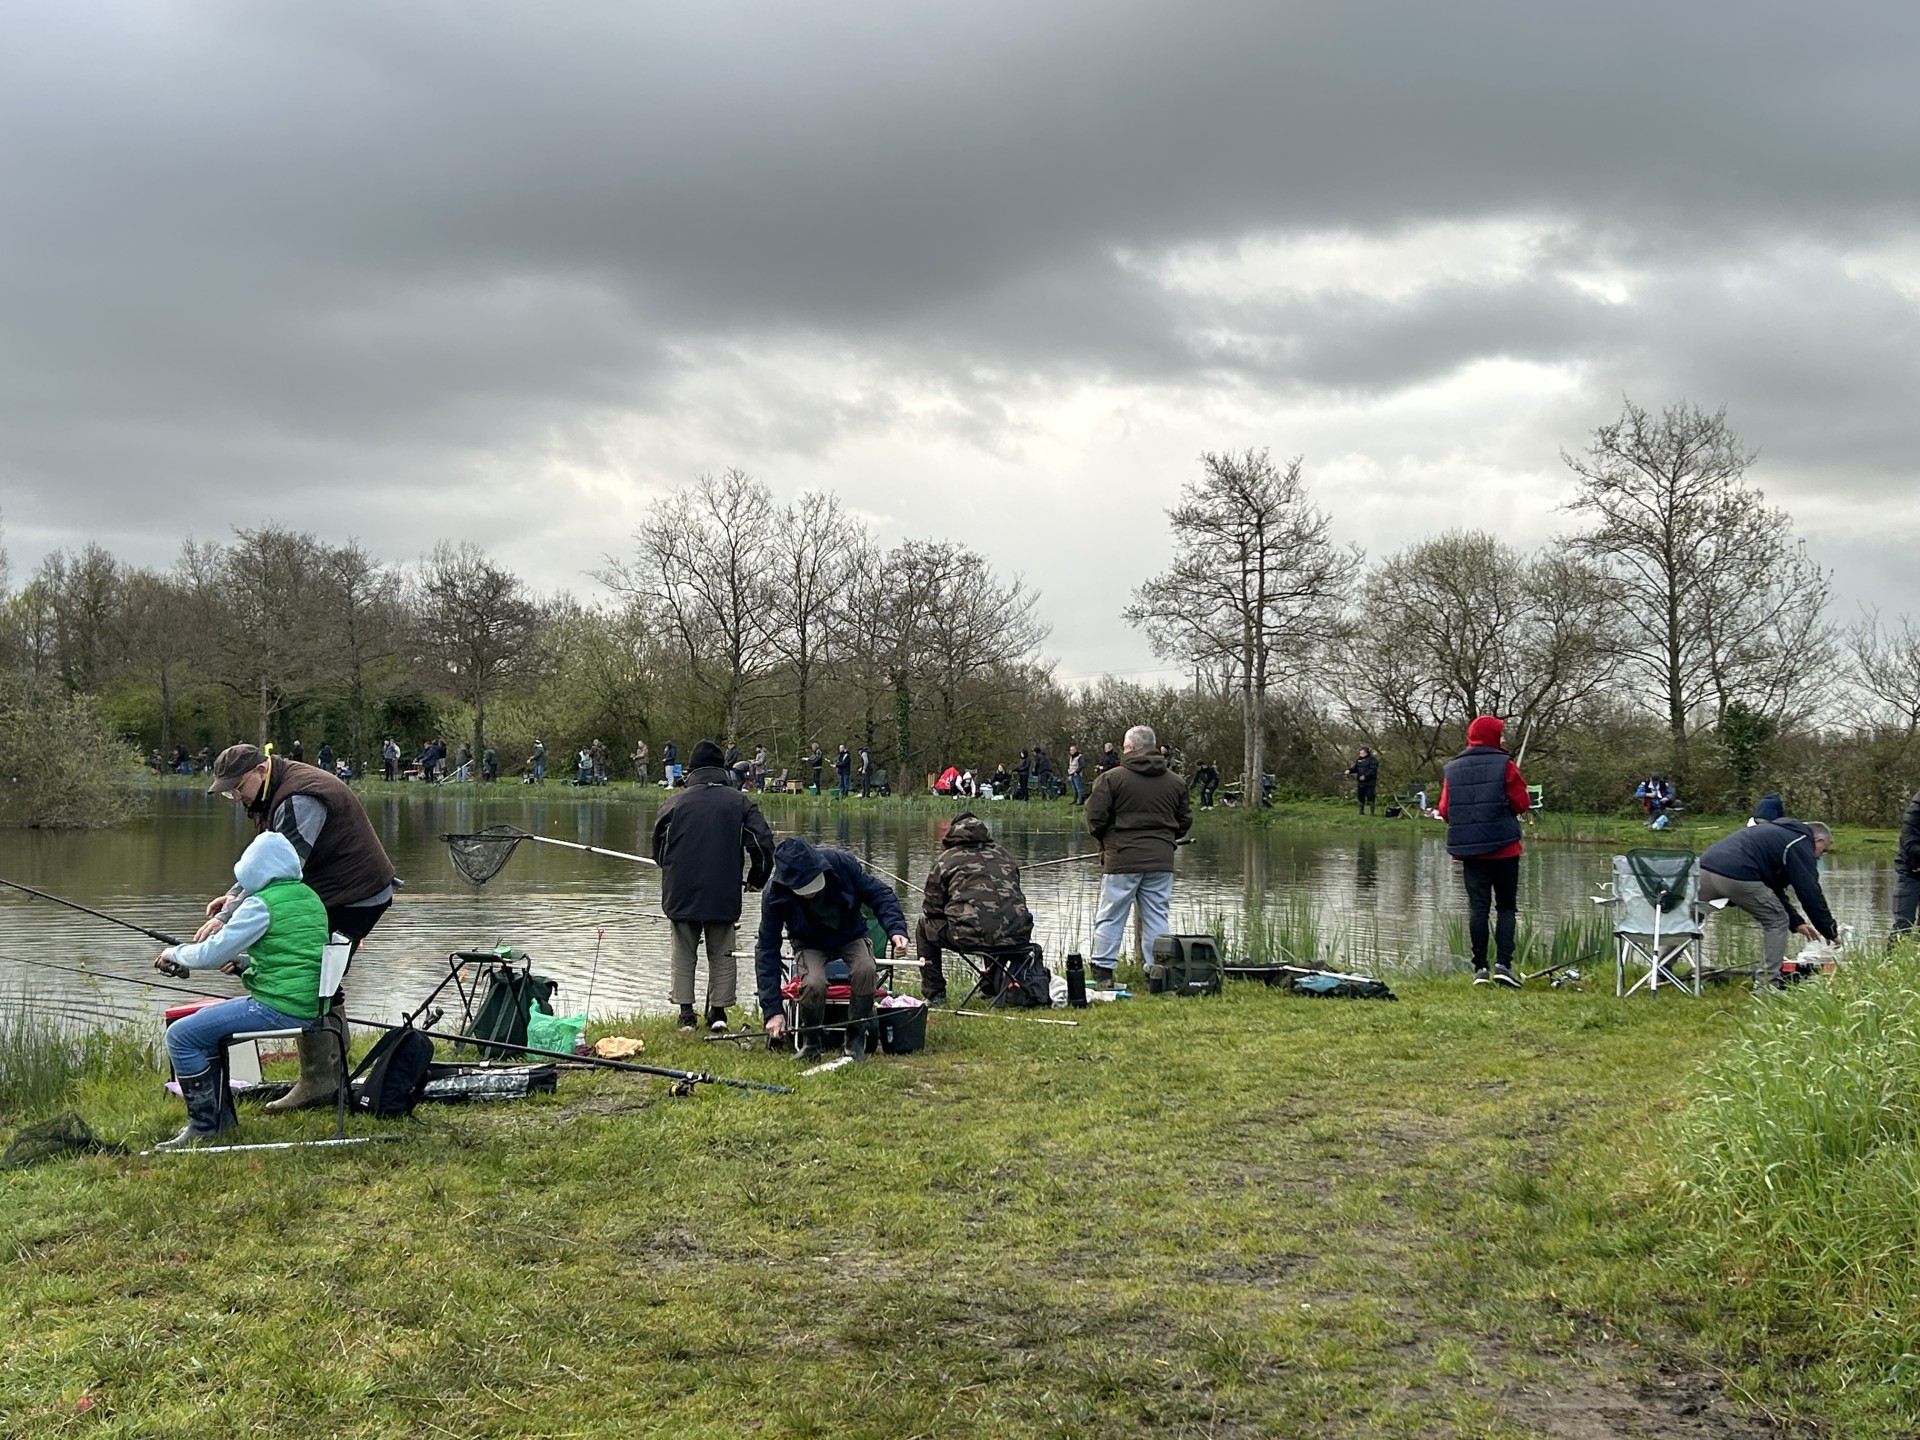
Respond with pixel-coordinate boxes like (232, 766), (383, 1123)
(946, 943), (1052, 1011)
(778, 951), (899, 1054)
(1604, 849), (1706, 997)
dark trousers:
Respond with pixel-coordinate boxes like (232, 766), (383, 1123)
(916, 918), (948, 995)
(1357, 779), (1376, 813)
(1894, 872), (1920, 941)
(1459, 856), (1519, 968)
(1199, 782), (1215, 809)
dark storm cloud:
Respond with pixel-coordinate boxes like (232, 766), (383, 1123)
(2, 0), (1919, 600)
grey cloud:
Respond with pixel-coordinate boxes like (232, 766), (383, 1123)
(4, 0), (1920, 640)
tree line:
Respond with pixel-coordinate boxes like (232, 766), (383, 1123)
(3, 398), (1917, 824)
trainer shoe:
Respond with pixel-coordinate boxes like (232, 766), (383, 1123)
(677, 1004), (697, 1034)
(1472, 967), (1491, 985)
(707, 1007), (729, 1033)
(1495, 965), (1522, 989)
(923, 989), (948, 1007)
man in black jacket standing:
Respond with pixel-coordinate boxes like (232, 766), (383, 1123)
(652, 740), (778, 1032)
(1892, 791), (1920, 942)
(1698, 816), (1839, 989)
(1347, 747), (1380, 815)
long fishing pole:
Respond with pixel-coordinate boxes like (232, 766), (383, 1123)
(0, 877), (183, 946)
(399, 1023), (791, 1093)
(3, 953), (790, 1096)
(863, 860), (924, 895)
(0, 952), (223, 1002)
(0, 894), (792, 1095)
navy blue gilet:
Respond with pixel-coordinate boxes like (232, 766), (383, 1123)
(1443, 746), (1521, 857)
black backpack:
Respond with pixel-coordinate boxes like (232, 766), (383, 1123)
(352, 1027), (435, 1117)
(991, 946), (1054, 1009)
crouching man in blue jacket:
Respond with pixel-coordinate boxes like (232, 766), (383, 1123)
(755, 837), (908, 1062)
(1697, 817), (1838, 990)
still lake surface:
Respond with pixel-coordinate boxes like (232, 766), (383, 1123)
(0, 789), (1899, 1029)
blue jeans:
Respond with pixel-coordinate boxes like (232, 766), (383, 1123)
(1092, 871), (1174, 969)
(1069, 774), (1083, 803)
(166, 996), (313, 1077)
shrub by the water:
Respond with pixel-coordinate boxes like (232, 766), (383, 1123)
(1667, 939), (1920, 1388)
(0, 679), (142, 827)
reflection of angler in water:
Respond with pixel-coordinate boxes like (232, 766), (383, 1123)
(1355, 839), (1379, 891)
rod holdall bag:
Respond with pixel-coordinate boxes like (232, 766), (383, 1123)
(1147, 934), (1224, 996)
(352, 1027), (435, 1117)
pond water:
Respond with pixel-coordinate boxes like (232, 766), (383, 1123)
(0, 790), (1900, 1030)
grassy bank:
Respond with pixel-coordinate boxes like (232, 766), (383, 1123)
(142, 773), (1902, 852)
(6, 963), (1916, 1436)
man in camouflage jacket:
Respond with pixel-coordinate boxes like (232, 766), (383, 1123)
(916, 812), (1033, 1004)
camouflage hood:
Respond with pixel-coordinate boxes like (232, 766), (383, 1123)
(941, 813), (996, 849)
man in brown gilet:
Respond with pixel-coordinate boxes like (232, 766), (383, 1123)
(204, 744), (398, 1111)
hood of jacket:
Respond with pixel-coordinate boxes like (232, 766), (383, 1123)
(1465, 715), (1506, 748)
(1122, 750), (1169, 778)
(235, 831), (303, 892)
(941, 813), (994, 849)
(771, 836), (827, 890)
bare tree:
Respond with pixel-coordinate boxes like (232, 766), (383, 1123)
(1565, 400), (1832, 749)
(768, 490), (855, 744)
(915, 542), (1050, 762)
(315, 540), (405, 777)
(1848, 611), (1920, 735)
(183, 527), (321, 745)
(603, 468), (777, 743)
(117, 564), (200, 760)
(830, 536), (897, 767)
(1346, 531), (1619, 770)
(1126, 451), (1358, 794)
(33, 543), (124, 697)
(417, 541), (547, 769)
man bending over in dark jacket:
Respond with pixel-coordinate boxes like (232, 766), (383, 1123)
(916, 812), (1034, 1006)
(652, 739), (777, 1033)
(755, 838), (909, 1062)
(1698, 817), (1839, 990)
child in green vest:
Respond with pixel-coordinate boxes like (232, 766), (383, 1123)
(154, 831), (333, 1148)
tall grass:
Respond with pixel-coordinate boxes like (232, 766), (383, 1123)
(0, 995), (153, 1121)
(1666, 939), (1920, 1382)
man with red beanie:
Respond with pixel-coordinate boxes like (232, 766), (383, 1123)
(1436, 715), (1531, 987)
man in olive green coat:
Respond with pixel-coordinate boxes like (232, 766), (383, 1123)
(1085, 724), (1192, 985)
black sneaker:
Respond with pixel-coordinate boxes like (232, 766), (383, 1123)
(923, 990), (948, 1007)
(1472, 967), (1491, 985)
(1495, 966), (1522, 989)
(677, 1004), (697, 1034)
(707, 1007), (729, 1033)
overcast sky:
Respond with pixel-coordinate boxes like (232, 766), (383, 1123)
(3, 1), (1917, 681)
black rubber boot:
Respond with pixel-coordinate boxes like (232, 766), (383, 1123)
(843, 992), (875, 1063)
(795, 1003), (825, 1062)
(157, 1067), (235, 1150)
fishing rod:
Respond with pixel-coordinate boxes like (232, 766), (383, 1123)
(1019, 853), (1100, 872)
(0, 952), (224, 1003)
(0, 877), (184, 946)
(0, 888), (791, 1095)
(863, 860), (924, 895)
(401, 1023), (791, 1093)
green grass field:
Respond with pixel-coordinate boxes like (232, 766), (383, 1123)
(8, 953), (1919, 1438)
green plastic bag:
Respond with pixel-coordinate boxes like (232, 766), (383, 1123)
(526, 999), (587, 1055)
